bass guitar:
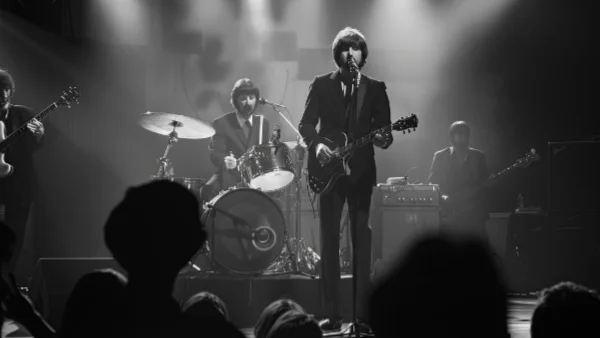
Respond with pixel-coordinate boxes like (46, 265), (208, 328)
(306, 114), (418, 195)
(441, 148), (540, 224)
(0, 87), (80, 178)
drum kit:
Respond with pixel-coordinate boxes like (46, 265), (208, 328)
(139, 111), (320, 276)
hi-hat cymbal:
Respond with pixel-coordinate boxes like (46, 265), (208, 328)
(139, 112), (215, 139)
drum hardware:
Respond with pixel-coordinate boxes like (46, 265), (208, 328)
(263, 100), (320, 276)
(265, 136), (320, 277)
(139, 111), (215, 179)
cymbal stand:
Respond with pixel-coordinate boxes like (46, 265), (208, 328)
(155, 125), (179, 178)
(267, 107), (319, 277)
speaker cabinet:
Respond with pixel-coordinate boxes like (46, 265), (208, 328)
(371, 205), (440, 280)
(506, 212), (600, 293)
(548, 141), (600, 211)
(28, 258), (125, 328)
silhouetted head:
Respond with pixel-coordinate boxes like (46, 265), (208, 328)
(255, 298), (305, 338)
(59, 269), (128, 338)
(448, 121), (471, 150)
(265, 310), (322, 338)
(230, 78), (259, 119)
(531, 281), (600, 338)
(182, 291), (229, 321)
(104, 180), (206, 279)
(0, 69), (15, 109)
(369, 234), (508, 338)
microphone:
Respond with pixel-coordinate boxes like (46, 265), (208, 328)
(347, 55), (359, 74)
(259, 98), (287, 108)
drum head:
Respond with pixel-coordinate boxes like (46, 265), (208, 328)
(250, 171), (294, 192)
(202, 188), (285, 274)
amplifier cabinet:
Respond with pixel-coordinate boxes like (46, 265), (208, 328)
(377, 183), (440, 207)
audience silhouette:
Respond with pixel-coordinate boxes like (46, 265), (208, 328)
(58, 269), (128, 338)
(531, 281), (600, 338)
(369, 234), (509, 338)
(182, 291), (229, 321)
(254, 298), (305, 338)
(265, 310), (322, 338)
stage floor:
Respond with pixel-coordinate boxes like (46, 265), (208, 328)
(2, 297), (536, 338)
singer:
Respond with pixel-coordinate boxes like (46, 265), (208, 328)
(299, 27), (393, 333)
(200, 78), (271, 202)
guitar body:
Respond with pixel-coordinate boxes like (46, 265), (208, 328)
(306, 130), (349, 195)
(0, 121), (14, 178)
(439, 149), (540, 225)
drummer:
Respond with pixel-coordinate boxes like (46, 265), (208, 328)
(200, 78), (272, 202)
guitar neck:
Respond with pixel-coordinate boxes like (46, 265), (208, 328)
(339, 124), (392, 156)
(0, 102), (58, 152)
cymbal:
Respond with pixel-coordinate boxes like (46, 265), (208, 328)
(284, 140), (307, 148)
(139, 112), (215, 139)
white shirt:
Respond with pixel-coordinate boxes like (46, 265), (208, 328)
(236, 113), (253, 129)
(340, 72), (361, 96)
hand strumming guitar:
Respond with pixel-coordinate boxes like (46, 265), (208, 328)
(316, 143), (335, 163)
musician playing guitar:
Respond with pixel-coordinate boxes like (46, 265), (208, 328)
(429, 121), (491, 240)
(0, 69), (44, 275)
(299, 27), (393, 333)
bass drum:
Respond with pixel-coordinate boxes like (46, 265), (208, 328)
(201, 188), (285, 274)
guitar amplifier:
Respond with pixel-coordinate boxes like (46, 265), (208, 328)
(377, 183), (440, 207)
(371, 184), (440, 273)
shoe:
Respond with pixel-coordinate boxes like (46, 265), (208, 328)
(318, 317), (343, 331)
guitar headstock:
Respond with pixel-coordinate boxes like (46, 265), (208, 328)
(514, 148), (540, 169)
(57, 87), (81, 108)
(392, 113), (418, 133)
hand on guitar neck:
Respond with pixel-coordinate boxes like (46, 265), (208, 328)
(440, 149), (540, 221)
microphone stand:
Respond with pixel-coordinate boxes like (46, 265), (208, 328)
(268, 105), (317, 278)
(329, 67), (373, 337)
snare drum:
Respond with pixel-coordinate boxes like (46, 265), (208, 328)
(201, 188), (285, 274)
(238, 143), (294, 192)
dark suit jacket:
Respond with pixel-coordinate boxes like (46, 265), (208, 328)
(207, 112), (270, 192)
(0, 104), (43, 204)
(299, 70), (392, 186)
(429, 146), (489, 220)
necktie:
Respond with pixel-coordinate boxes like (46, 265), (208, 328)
(244, 120), (252, 141)
(343, 83), (354, 134)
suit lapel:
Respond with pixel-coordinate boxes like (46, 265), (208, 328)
(356, 75), (369, 122)
(229, 113), (248, 152)
(328, 71), (346, 116)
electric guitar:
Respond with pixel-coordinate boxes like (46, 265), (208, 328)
(440, 148), (540, 224)
(0, 87), (80, 178)
(306, 114), (418, 195)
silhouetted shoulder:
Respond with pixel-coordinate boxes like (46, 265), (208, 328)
(433, 147), (451, 158)
(9, 104), (35, 116)
(468, 147), (486, 158)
